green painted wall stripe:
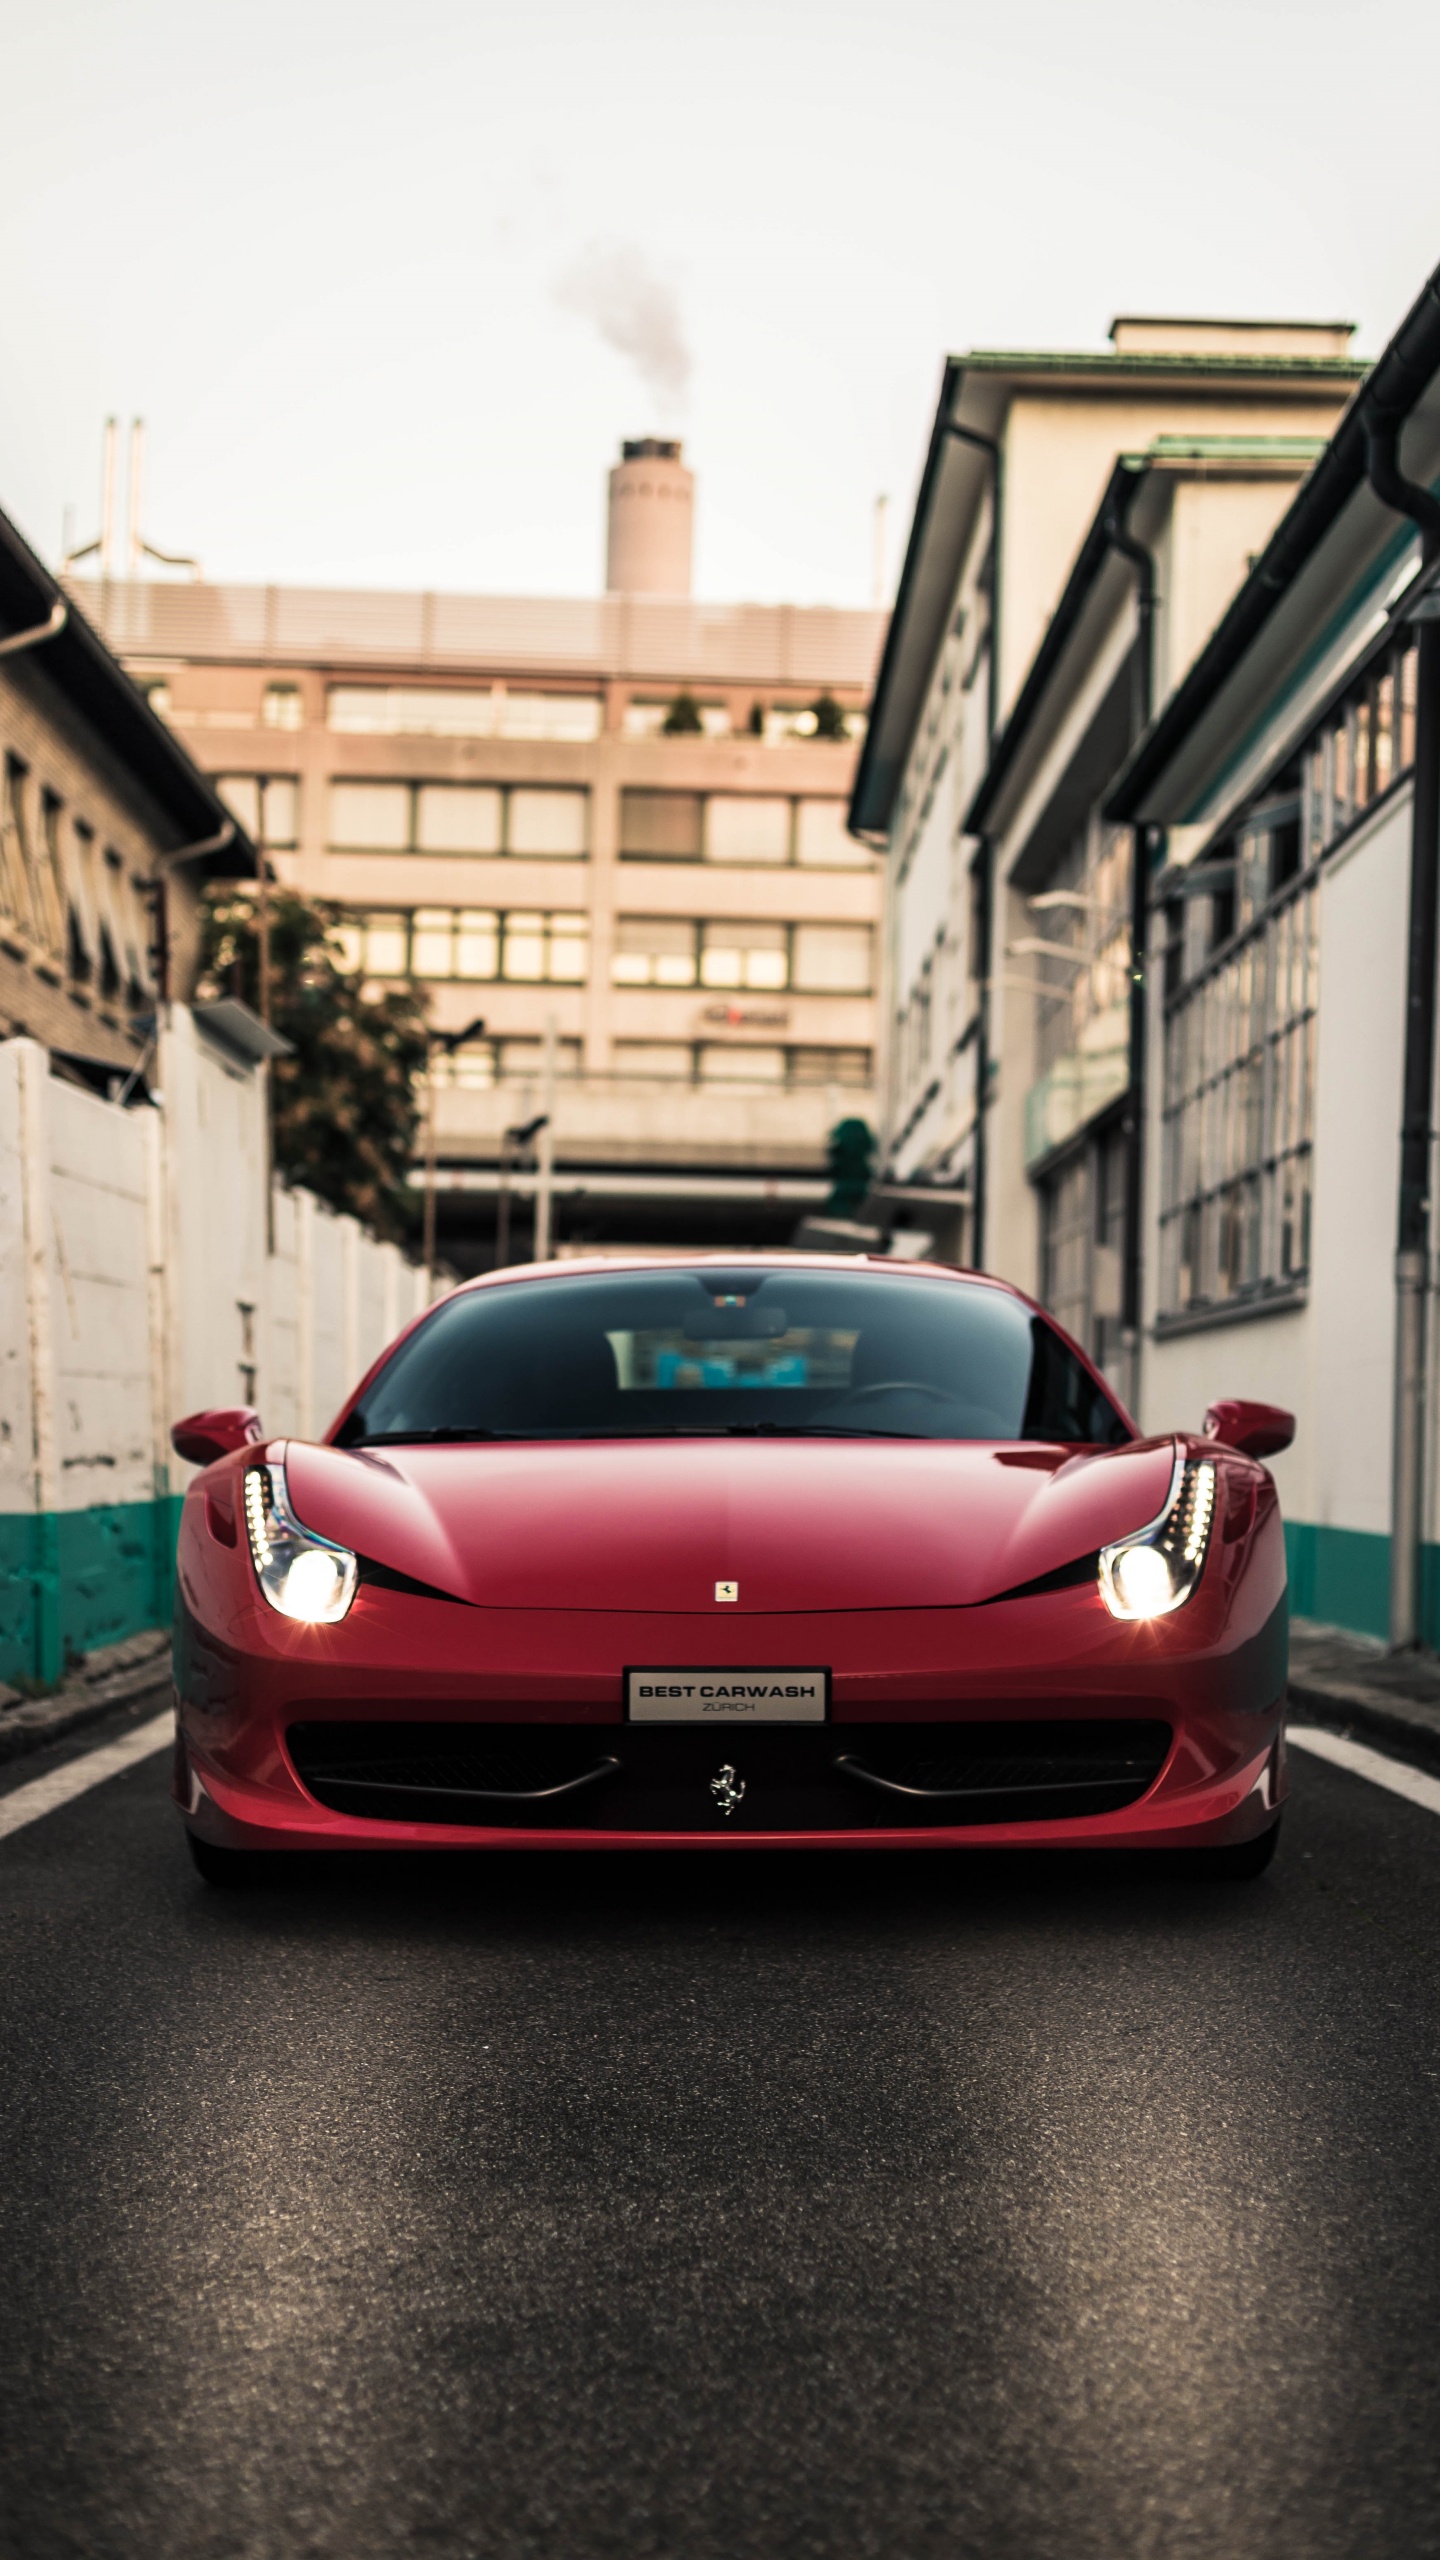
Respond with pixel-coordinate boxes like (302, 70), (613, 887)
(1284, 1517), (1440, 1648)
(0, 1497), (181, 1689)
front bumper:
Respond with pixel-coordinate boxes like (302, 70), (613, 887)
(173, 1578), (1289, 1854)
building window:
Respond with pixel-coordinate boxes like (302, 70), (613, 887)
(795, 799), (868, 867)
(612, 917), (699, 986)
(1302, 637), (1416, 862)
(1038, 1123), (1126, 1375)
(792, 923), (872, 991)
(35, 791), (67, 963)
(329, 778), (587, 857)
(0, 756), (31, 938)
(619, 790), (703, 860)
(619, 789), (870, 868)
(431, 1036), (584, 1088)
(64, 819), (100, 982)
(327, 686), (602, 742)
(217, 774), (299, 848)
(337, 907), (589, 985)
(262, 685), (304, 731)
(1159, 877), (1317, 1317)
(609, 1041), (872, 1088)
(416, 785), (502, 855)
(704, 797), (791, 864)
(788, 1045), (872, 1086)
(610, 919), (791, 990)
(507, 789), (589, 857)
(699, 920), (788, 990)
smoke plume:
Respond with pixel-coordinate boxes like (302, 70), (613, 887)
(555, 243), (691, 411)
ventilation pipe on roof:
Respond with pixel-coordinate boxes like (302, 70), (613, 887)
(1365, 416), (1440, 1649)
(1102, 505), (1156, 1419)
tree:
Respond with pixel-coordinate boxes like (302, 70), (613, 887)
(198, 887), (429, 1241)
(810, 692), (850, 740)
(661, 690), (705, 734)
(825, 1116), (876, 1217)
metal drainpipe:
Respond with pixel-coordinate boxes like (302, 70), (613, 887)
(944, 420), (1003, 1265)
(1102, 510), (1155, 1414)
(1364, 417), (1440, 1648)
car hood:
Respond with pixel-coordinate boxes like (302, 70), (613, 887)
(283, 1434), (1177, 1613)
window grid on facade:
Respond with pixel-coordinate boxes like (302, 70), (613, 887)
(611, 1040), (872, 1088)
(1031, 823), (1132, 1082)
(327, 777), (588, 858)
(337, 907), (590, 985)
(1302, 637), (1417, 863)
(216, 773), (298, 850)
(1156, 627), (1420, 1324)
(618, 789), (869, 868)
(1160, 877), (1317, 1317)
(431, 1037), (585, 1089)
(610, 916), (872, 994)
(328, 688), (603, 743)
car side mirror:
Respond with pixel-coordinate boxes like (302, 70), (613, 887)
(171, 1407), (265, 1467)
(1202, 1398), (1295, 1461)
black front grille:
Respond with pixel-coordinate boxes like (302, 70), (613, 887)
(288, 1718), (1171, 1831)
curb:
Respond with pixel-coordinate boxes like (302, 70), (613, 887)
(1288, 1675), (1440, 1783)
(0, 1634), (172, 1768)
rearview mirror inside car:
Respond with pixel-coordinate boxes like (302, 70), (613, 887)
(171, 1407), (265, 1467)
(1202, 1398), (1295, 1461)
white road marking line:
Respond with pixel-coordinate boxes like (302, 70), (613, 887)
(1288, 1722), (1440, 1817)
(0, 1710), (173, 1843)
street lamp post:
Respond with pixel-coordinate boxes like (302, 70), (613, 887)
(422, 1017), (487, 1298)
(496, 1113), (547, 1270)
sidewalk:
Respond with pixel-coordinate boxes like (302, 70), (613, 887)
(1289, 1618), (1440, 1778)
(0, 1630), (171, 1767)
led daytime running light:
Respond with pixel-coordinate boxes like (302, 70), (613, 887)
(1099, 1457), (1216, 1622)
(242, 1461), (358, 1625)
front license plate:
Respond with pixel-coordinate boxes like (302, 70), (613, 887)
(625, 1669), (829, 1723)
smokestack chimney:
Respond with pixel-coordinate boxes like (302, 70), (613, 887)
(606, 438), (693, 596)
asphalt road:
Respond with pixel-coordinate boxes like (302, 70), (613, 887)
(2, 1718), (1439, 2560)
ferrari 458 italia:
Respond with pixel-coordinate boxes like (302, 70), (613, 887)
(170, 1256), (1293, 1880)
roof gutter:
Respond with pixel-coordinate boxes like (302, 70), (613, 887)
(1105, 258), (1440, 823)
(0, 598), (67, 659)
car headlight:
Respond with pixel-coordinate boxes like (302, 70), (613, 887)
(1099, 1457), (1216, 1622)
(243, 1462), (358, 1624)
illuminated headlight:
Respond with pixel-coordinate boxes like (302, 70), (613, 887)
(243, 1463), (358, 1625)
(1099, 1459), (1216, 1622)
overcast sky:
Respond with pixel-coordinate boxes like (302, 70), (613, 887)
(2, 0), (1439, 608)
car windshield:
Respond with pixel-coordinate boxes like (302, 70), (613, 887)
(337, 1269), (1130, 1447)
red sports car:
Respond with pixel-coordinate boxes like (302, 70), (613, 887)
(169, 1256), (1293, 1882)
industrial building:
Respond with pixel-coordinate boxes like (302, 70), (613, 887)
(76, 443), (886, 1264)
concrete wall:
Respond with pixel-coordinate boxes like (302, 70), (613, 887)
(0, 1018), (426, 1684)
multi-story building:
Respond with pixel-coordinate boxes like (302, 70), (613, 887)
(1, 503), (252, 1079)
(78, 443), (886, 1264)
(1102, 259), (1440, 1649)
(849, 319), (1366, 1308)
